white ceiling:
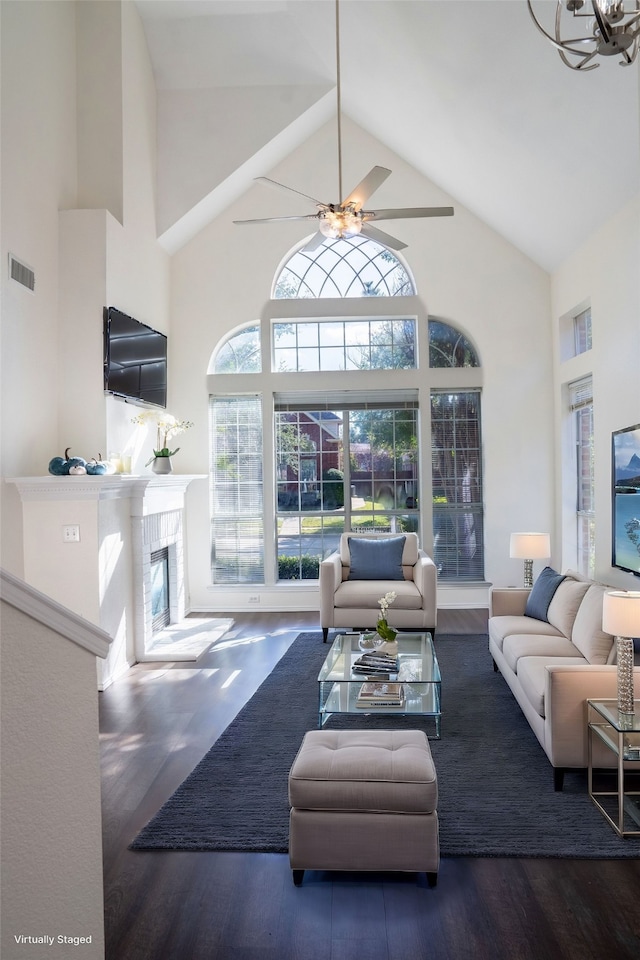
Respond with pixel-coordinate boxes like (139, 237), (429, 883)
(135, 0), (640, 271)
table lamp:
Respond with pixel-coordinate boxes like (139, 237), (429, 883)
(509, 532), (551, 588)
(602, 590), (640, 721)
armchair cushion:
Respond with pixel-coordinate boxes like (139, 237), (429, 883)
(347, 535), (406, 581)
(334, 578), (425, 611)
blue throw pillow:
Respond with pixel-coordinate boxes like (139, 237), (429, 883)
(348, 536), (406, 581)
(524, 566), (565, 622)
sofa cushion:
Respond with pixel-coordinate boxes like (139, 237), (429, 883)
(571, 582), (615, 664)
(488, 615), (564, 653)
(334, 578), (423, 610)
(546, 578), (591, 639)
(502, 634), (584, 674)
(524, 567), (565, 622)
(517, 655), (589, 718)
(348, 535), (406, 581)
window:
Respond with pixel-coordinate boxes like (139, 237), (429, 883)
(560, 303), (592, 362)
(275, 401), (419, 580)
(431, 391), (484, 580)
(429, 319), (479, 368)
(569, 376), (595, 578)
(208, 236), (483, 587)
(209, 396), (264, 583)
(574, 307), (592, 356)
(273, 236), (415, 298)
(212, 324), (261, 374)
(272, 318), (416, 372)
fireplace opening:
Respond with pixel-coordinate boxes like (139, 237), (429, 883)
(150, 547), (170, 633)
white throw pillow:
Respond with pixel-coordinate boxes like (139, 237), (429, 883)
(571, 583), (615, 664)
(547, 578), (590, 639)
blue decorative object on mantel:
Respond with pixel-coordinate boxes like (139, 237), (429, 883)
(48, 448), (87, 476)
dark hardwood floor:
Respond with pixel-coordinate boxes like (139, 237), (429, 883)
(100, 611), (640, 960)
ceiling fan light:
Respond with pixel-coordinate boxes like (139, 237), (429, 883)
(319, 209), (363, 239)
(319, 216), (341, 239)
(343, 214), (362, 236)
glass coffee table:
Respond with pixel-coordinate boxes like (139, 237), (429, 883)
(318, 632), (441, 738)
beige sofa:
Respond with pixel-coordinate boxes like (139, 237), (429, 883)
(489, 569), (640, 790)
(319, 532), (437, 642)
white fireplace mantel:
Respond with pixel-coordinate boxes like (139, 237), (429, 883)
(7, 474), (206, 509)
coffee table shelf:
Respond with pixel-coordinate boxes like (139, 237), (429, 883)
(318, 632), (441, 738)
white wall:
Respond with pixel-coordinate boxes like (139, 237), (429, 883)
(551, 196), (640, 588)
(18, 486), (135, 689)
(1, 596), (106, 960)
(0, 0), (78, 575)
(76, 0), (124, 222)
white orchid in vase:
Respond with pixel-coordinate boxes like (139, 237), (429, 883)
(131, 411), (194, 466)
(377, 590), (398, 642)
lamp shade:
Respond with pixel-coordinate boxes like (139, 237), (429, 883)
(509, 532), (551, 560)
(602, 591), (640, 637)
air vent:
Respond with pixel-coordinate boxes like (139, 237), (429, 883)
(9, 254), (35, 293)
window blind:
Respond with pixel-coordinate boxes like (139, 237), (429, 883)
(273, 389), (419, 412)
(568, 375), (593, 411)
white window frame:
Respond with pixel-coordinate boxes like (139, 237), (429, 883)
(568, 376), (595, 578)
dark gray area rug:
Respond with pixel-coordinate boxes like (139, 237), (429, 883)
(130, 632), (639, 857)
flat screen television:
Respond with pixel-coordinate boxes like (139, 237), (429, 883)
(103, 306), (167, 408)
(612, 423), (640, 577)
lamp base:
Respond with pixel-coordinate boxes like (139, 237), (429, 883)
(523, 559), (534, 589)
(616, 635), (635, 717)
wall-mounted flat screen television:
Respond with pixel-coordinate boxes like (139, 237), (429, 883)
(612, 423), (640, 577)
(103, 306), (167, 408)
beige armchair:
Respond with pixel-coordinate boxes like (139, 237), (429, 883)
(319, 532), (437, 642)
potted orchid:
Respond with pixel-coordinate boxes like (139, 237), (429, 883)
(132, 411), (194, 473)
(376, 591), (398, 642)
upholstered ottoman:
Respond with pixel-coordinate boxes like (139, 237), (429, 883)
(288, 729), (439, 886)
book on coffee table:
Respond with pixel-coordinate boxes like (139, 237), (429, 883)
(352, 652), (399, 676)
(356, 681), (405, 707)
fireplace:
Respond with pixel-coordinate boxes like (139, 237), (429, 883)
(131, 507), (186, 660)
(150, 547), (170, 632)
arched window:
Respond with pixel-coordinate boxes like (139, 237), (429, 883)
(428, 319), (479, 367)
(273, 236), (415, 299)
(212, 324), (261, 374)
(208, 253), (484, 587)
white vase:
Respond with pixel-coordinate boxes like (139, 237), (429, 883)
(151, 457), (172, 475)
(359, 632), (381, 650)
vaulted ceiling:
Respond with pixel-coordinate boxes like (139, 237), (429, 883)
(135, 0), (640, 272)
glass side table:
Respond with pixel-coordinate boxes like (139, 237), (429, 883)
(587, 700), (640, 838)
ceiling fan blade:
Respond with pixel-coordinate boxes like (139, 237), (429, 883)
(342, 166), (392, 210)
(254, 176), (328, 208)
(299, 231), (327, 254)
(364, 206), (454, 221)
(360, 223), (408, 251)
(233, 214), (320, 225)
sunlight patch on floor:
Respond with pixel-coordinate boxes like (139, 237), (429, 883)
(221, 669), (242, 689)
(141, 617), (234, 661)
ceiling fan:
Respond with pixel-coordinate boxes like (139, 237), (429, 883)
(233, 0), (453, 252)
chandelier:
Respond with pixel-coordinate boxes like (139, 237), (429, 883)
(527, 1), (640, 70)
